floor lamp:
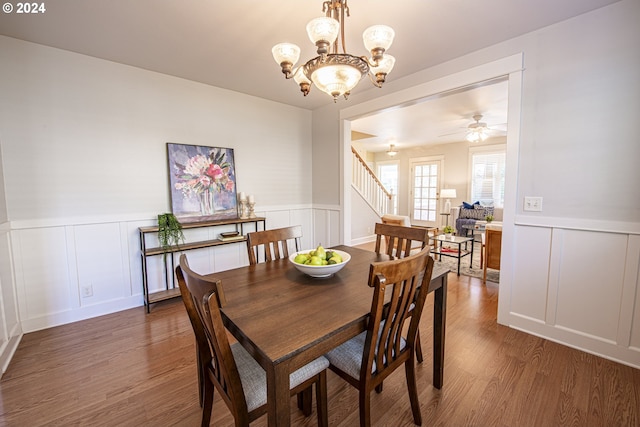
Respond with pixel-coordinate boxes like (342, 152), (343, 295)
(441, 188), (457, 226)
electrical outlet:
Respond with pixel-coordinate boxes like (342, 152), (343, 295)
(81, 285), (93, 298)
(524, 196), (543, 212)
(367, 227), (372, 234)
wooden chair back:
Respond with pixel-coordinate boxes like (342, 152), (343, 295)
(374, 222), (430, 258)
(373, 246), (433, 425)
(483, 228), (502, 283)
(365, 246), (433, 380)
(246, 225), (302, 265)
(176, 255), (249, 426)
(177, 254), (329, 427)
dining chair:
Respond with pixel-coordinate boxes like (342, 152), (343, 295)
(374, 221), (430, 258)
(246, 225), (302, 265)
(325, 246), (434, 427)
(176, 254), (329, 427)
(374, 221), (430, 363)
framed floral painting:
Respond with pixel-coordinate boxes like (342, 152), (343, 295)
(167, 143), (238, 223)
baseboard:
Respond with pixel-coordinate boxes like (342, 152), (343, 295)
(349, 235), (376, 246)
(0, 328), (23, 377)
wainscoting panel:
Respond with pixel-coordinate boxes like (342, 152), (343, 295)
(9, 205), (331, 335)
(622, 234), (640, 350)
(13, 227), (72, 320)
(511, 226), (552, 322)
(74, 223), (129, 305)
(507, 221), (640, 368)
(553, 229), (628, 342)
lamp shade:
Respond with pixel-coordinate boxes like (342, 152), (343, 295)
(306, 17), (340, 45)
(369, 54), (396, 75)
(272, 43), (300, 66)
(441, 189), (457, 199)
(310, 63), (364, 98)
(362, 25), (395, 51)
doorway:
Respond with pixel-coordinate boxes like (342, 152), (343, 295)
(340, 53), (523, 325)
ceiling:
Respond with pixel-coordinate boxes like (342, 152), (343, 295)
(0, 0), (619, 150)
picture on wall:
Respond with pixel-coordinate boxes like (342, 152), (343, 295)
(167, 143), (238, 223)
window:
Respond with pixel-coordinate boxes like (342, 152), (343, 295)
(470, 147), (506, 208)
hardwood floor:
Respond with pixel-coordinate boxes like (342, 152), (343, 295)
(1, 257), (639, 426)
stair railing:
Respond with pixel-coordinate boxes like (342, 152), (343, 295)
(351, 147), (394, 216)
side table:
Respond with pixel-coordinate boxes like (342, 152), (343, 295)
(430, 234), (474, 275)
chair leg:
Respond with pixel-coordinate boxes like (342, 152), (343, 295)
(201, 377), (215, 427)
(196, 349), (204, 407)
(405, 359), (423, 426)
(415, 330), (424, 364)
(359, 390), (371, 427)
(297, 386), (313, 416)
(316, 371), (328, 427)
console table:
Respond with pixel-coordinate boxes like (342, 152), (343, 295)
(139, 216), (265, 312)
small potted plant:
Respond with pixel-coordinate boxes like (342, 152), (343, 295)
(442, 225), (454, 238)
(157, 213), (185, 257)
(485, 214), (494, 223)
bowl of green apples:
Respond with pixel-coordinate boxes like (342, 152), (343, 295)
(289, 245), (351, 278)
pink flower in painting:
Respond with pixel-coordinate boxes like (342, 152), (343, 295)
(173, 149), (235, 198)
(206, 164), (223, 180)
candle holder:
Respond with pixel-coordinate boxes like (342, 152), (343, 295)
(248, 201), (256, 219)
(239, 200), (248, 219)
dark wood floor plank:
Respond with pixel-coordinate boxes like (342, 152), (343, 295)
(1, 248), (639, 426)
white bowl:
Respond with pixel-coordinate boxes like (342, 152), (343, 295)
(289, 249), (351, 278)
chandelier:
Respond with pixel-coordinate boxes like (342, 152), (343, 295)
(466, 114), (490, 142)
(272, 0), (396, 102)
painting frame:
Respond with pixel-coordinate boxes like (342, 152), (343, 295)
(166, 143), (239, 223)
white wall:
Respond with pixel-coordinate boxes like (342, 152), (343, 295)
(312, 0), (640, 368)
(0, 36), (319, 371)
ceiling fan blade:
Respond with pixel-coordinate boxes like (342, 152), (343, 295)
(438, 130), (464, 137)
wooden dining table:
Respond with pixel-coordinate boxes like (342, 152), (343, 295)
(208, 245), (449, 427)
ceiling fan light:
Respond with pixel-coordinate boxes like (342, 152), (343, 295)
(311, 63), (364, 99)
(363, 25), (395, 52)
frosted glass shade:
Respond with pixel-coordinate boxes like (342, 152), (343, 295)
(466, 128), (489, 142)
(370, 54), (396, 75)
(363, 25), (395, 51)
(293, 70), (311, 85)
(272, 43), (300, 66)
(310, 64), (364, 98)
(306, 17), (340, 45)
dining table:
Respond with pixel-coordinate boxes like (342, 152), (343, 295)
(208, 245), (449, 427)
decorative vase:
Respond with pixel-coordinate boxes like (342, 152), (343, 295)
(200, 189), (213, 215)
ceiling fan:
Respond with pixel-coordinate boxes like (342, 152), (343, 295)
(466, 114), (490, 142)
(439, 114), (506, 142)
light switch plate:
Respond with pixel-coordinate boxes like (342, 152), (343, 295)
(524, 196), (543, 212)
